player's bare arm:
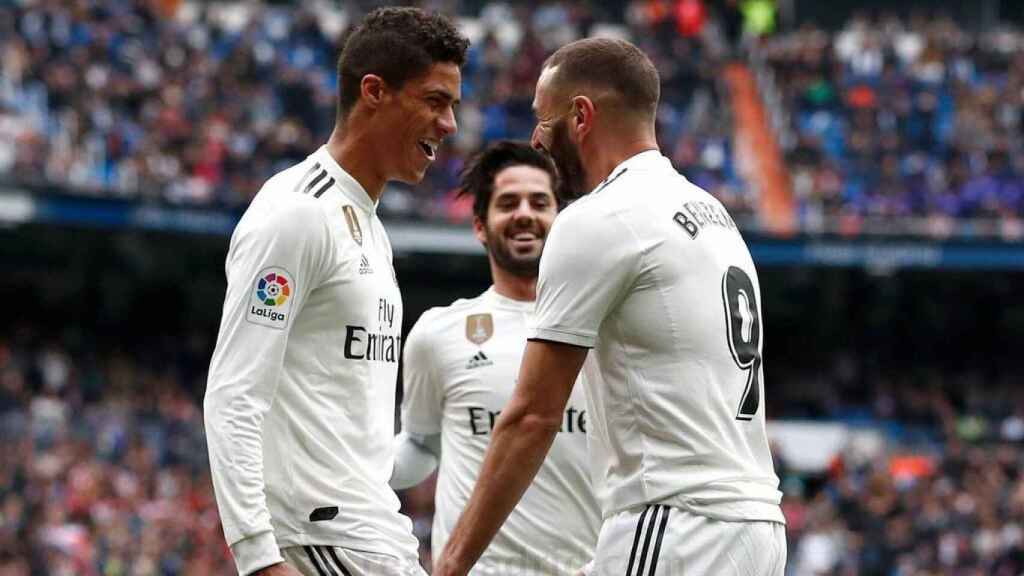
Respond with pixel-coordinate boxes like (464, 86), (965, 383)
(434, 339), (587, 576)
(252, 562), (303, 576)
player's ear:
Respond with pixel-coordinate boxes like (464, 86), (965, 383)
(360, 74), (387, 109)
(472, 214), (487, 245)
(571, 95), (595, 140)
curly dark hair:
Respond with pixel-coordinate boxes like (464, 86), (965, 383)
(337, 7), (469, 118)
(458, 140), (560, 222)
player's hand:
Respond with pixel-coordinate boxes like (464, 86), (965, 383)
(252, 562), (303, 576)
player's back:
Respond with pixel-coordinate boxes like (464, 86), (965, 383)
(537, 151), (783, 523)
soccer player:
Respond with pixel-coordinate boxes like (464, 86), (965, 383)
(392, 141), (601, 574)
(436, 38), (787, 576)
(203, 8), (468, 576)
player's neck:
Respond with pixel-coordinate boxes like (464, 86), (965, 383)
(490, 265), (537, 302)
(326, 127), (386, 203)
(583, 132), (658, 192)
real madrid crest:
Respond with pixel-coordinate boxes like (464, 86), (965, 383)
(465, 313), (493, 345)
(342, 205), (363, 246)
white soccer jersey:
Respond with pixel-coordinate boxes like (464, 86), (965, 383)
(402, 288), (601, 575)
(205, 146), (420, 576)
(530, 151), (784, 524)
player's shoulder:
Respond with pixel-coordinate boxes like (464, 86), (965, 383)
(561, 160), (662, 220)
(587, 154), (724, 222)
(412, 290), (491, 335)
(551, 178), (633, 240)
(553, 187), (610, 229)
(239, 158), (331, 231)
(673, 169), (722, 203)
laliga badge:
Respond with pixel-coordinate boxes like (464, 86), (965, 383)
(247, 267), (294, 329)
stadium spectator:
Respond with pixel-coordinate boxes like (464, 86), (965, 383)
(763, 12), (1024, 234)
(0, 1), (739, 220)
(4, 3), (1022, 233)
(0, 338), (233, 575)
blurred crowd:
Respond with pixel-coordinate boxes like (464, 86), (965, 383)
(0, 0), (741, 221)
(763, 13), (1024, 235)
(4, 2), (1023, 233)
(3, 331), (1023, 575)
(0, 335), (231, 575)
(780, 370), (1024, 576)
(785, 439), (1024, 576)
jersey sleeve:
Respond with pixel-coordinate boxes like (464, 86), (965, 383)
(530, 203), (642, 348)
(400, 311), (445, 436)
(389, 431), (441, 490)
(203, 200), (331, 575)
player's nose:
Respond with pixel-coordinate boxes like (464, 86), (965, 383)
(530, 125), (544, 152)
(438, 106), (457, 137)
(512, 198), (536, 223)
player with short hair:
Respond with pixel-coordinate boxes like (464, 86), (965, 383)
(436, 38), (787, 576)
(204, 8), (468, 576)
(392, 140), (600, 575)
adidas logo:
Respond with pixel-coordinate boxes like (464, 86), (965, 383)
(466, 351), (493, 369)
(359, 254), (373, 275)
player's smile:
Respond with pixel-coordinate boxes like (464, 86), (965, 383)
(418, 139), (440, 162)
(496, 217), (547, 259)
(508, 229), (542, 253)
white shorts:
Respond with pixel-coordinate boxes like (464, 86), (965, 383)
(281, 545), (427, 576)
(590, 505), (787, 576)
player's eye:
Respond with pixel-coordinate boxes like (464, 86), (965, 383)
(530, 194), (552, 206)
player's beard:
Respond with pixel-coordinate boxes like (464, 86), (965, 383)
(548, 117), (587, 202)
(484, 224), (545, 278)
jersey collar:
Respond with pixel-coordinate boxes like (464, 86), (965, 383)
(612, 149), (669, 175)
(484, 287), (535, 312)
(313, 146), (377, 214)
(593, 149), (669, 194)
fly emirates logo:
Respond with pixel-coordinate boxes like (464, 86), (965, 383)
(343, 298), (401, 363)
(467, 405), (587, 436)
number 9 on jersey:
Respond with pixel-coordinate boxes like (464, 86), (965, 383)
(721, 266), (762, 421)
